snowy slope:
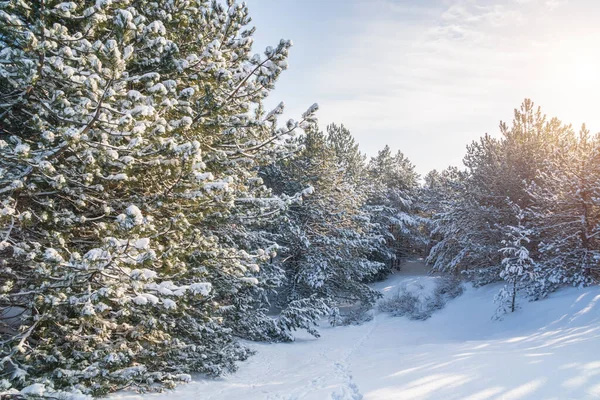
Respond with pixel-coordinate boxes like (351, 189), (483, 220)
(113, 261), (600, 400)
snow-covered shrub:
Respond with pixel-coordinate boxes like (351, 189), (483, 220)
(378, 290), (429, 320)
(377, 280), (428, 320)
(429, 277), (464, 311)
(378, 278), (463, 320)
(329, 305), (374, 327)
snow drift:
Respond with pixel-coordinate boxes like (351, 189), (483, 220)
(113, 261), (600, 400)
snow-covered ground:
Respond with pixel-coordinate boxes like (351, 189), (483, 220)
(113, 260), (600, 399)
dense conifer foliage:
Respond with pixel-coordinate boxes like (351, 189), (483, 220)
(262, 128), (384, 312)
(0, 1), (417, 396)
(424, 99), (599, 315)
(1, 0), (598, 397)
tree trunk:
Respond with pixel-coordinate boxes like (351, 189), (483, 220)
(511, 280), (517, 313)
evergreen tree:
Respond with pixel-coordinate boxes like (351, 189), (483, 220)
(527, 125), (600, 297)
(366, 146), (423, 271)
(262, 128), (384, 317)
(494, 208), (536, 317)
(424, 167), (499, 277)
(326, 123), (366, 185)
(0, 0), (316, 395)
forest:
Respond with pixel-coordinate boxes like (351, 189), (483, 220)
(1, 1), (599, 398)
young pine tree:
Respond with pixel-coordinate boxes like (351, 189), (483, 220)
(495, 208), (536, 317)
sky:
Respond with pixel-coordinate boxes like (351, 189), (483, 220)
(245, 0), (600, 175)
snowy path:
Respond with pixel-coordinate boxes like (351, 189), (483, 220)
(113, 260), (600, 400)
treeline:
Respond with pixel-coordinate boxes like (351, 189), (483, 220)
(0, 1), (419, 397)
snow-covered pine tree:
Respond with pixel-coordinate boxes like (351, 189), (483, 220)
(326, 126), (399, 279)
(211, 170), (331, 343)
(527, 125), (600, 298)
(425, 167), (484, 275)
(365, 146), (424, 272)
(326, 126), (400, 280)
(0, 0), (316, 396)
(495, 207), (536, 317)
(262, 128), (384, 319)
(326, 123), (367, 186)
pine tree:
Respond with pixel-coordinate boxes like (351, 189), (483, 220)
(527, 125), (600, 298)
(0, 0), (317, 395)
(326, 123), (366, 185)
(366, 146), (423, 271)
(262, 128), (384, 319)
(494, 208), (536, 317)
(424, 167), (496, 277)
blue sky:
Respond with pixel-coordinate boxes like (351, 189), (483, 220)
(246, 0), (600, 175)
